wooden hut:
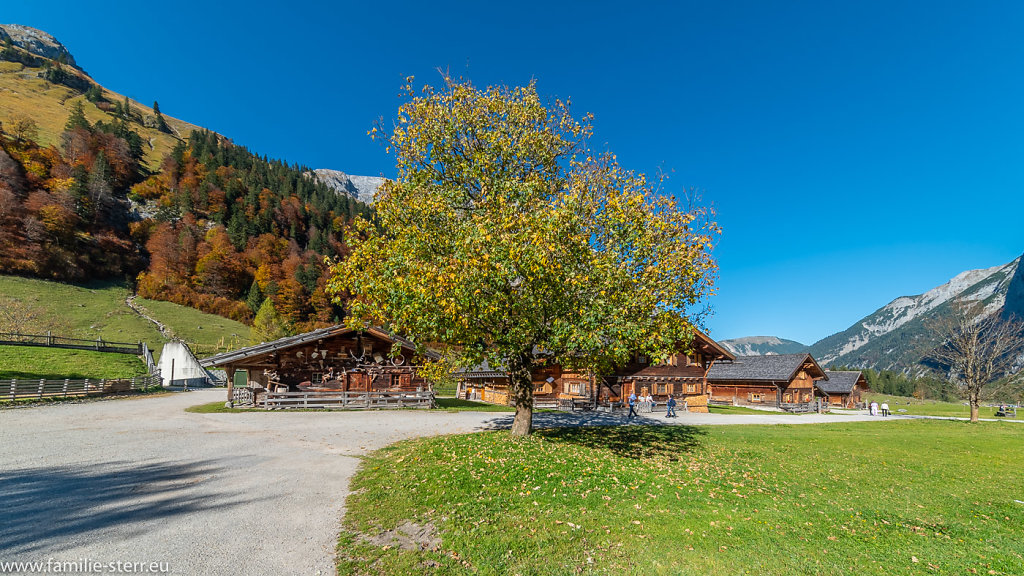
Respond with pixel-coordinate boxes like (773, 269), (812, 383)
(597, 330), (735, 413)
(201, 325), (437, 403)
(815, 370), (869, 408)
(706, 353), (827, 411)
(458, 329), (734, 413)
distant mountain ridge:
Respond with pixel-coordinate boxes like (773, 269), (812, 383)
(807, 253), (1022, 371)
(724, 252), (1024, 373)
(719, 336), (808, 356)
(310, 168), (384, 205)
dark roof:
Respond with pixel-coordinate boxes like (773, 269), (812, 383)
(200, 325), (435, 368)
(815, 370), (865, 395)
(707, 353), (827, 382)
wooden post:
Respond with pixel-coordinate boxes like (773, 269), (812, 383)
(10, 379), (16, 401)
(226, 367), (235, 406)
(38, 379), (44, 399)
(63, 379), (69, 397)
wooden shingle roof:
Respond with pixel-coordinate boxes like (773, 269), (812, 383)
(200, 325), (435, 368)
(706, 353), (827, 382)
(815, 370), (866, 394)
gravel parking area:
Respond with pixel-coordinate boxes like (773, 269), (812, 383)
(0, 390), (889, 575)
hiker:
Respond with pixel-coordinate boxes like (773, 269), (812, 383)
(870, 401), (878, 416)
(880, 401), (890, 417)
(627, 392), (638, 419)
(666, 396), (677, 418)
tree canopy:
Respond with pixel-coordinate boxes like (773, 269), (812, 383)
(329, 77), (720, 435)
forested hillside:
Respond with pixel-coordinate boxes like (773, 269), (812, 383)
(133, 130), (372, 325)
(1, 29), (374, 332)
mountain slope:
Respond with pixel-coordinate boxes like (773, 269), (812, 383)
(0, 24), (200, 168)
(808, 253), (1023, 371)
(719, 336), (808, 356)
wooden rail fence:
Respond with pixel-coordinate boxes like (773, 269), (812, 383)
(259, 390), (435, 410)
(0, 332), (143, 355)
(5, 373), (163, 401)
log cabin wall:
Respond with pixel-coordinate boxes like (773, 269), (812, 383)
(709, 382), (781, 406)
(215, 330), (431, 393)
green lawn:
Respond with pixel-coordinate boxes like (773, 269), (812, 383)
(338, 420), (1024, 575)
(0, 346), (146, 380)
(864, 393), (1015, 419)
(434, 398), (516, 412)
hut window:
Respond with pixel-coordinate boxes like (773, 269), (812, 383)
(570, 382), (584, 394)
(798, 370), (807, 380)
(656, 383), (667, 394)
(751, 393), (762, 402)
(667, 355), (678, 367)
(637, 353), (648, 365)
(687, 383), (696, 393)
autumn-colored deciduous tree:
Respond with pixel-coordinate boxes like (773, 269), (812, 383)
(330, 77), (720, 435)
(250, 298), (292, 344)
(928, 303), (1024, 422)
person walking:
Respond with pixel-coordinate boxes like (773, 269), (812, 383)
(627, 392), (638, 419)
(666, 396), (677, 418)
(880, 401), (890, 417)
(645, 393), (655, 413)
(869, 400), (879, 416)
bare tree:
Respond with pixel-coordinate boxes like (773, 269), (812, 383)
(928, 302), (1024, 422)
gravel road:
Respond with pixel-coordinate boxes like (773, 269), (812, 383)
(0, 390), (888, 575)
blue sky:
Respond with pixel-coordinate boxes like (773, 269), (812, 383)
(6, 1), (1023, 344)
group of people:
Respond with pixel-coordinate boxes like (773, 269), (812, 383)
(627, 392), (682, 418)
(868, 400), (890, 417)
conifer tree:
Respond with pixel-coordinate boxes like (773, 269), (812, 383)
(65, 101), (91, 132)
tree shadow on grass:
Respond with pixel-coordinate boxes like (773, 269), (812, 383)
(536, 425), (706, 460)
(0, 458), (261, 555)
(477, 411), (706, 460)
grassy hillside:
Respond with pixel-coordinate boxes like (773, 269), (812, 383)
(0, 60), (201, 169)
(0, 274), (249, 363)
(339, 420), (1024, 575)
(0, 347), (145, 380)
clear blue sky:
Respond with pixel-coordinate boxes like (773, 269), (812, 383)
(6, 1), (1024, 344)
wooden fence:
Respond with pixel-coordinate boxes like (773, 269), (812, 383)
(5, 373), (163, 401)
(0, 332), (143, 355)
(259, 390), (435, 410)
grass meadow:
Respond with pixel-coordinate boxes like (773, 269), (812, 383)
(338, 420), (1024, 575)
(864, 393), (1017, 419)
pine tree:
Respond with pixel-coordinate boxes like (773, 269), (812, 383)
(64, 101), (91, 132)
(245, 280), (263, 315)
(153, 100), (170, 133)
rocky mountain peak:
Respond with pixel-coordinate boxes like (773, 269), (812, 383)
(0, 24), (78, 68)
(309, 168), (384, 205)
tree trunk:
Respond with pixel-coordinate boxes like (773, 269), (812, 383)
(508, 354), (534, 436)
(970, 399), (980, 423)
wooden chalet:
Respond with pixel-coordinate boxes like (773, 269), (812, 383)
(815, 370), (869, 408)
(706, 353), (827, 410)
(457, 329), (735, 413)
(201, 325), (438, 403)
